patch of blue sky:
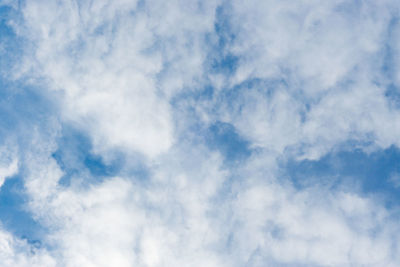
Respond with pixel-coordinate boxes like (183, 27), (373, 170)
(169, 80), (254, 165)
(207, 3), (238, 76)
(380, 17), (400, 108)
(0, 174), (45, 245)
(0, 81), (58, 145)
(385, 84), (400, 108)
(206, 121), (252, 164)
(0, 5), (51, 246)
(52, 125), (124, 187)
(382, 17), (398, 75)
(214, 5), (235, 46)
(0, 6), (16, 38)
(0, 6), (46, 135)
(53, 123), (150, 186)
(0, 86), (47, 246)
(284, 145), (400, 207)
(170, 88), (253, 166)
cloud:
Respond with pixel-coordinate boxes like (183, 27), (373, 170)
(21, 136), (231, 266)
(0, 227), (55, 267)
(11, 0), (221, 158)
(389, 172), (400, 188)
(0, 146), (18, 188)
(15, 140), (400, 266)
(2, 0), (400, 266)
(203, 0), (400, 160)
(229, 173), (398, 266)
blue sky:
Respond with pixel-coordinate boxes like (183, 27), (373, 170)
(1, 0), (400, 266)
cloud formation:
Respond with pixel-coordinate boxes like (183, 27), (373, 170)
(1, 0), (400, 266)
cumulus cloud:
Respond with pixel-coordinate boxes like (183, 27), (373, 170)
(201, 0), (400, 160)
(229, 170), (399, 266)
(16, 141), (400, 266)
(11, 0), (221, 158)
(2, 0), (400, 266)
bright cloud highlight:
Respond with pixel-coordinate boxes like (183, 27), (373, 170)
(1, 0), (400, 266)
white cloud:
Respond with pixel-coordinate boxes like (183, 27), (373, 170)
(0, 145), (18, 188)
(0, 227), (55, 267)
(14, 0), (220, 158)
(227, 0), (392, 87)
(203, 0), (400, 159)
(230, 179), (398, 266)
(15, 139), (400, 266)
(3, 0), (400, 266)
(21, 137), (231, 266)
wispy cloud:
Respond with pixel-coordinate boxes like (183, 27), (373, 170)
(1, 0), (400, 266)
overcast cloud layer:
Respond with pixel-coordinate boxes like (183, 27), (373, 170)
(1, 0), (400, 266)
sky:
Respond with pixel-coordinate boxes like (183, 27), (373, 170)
(1, 0), (400, 266)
